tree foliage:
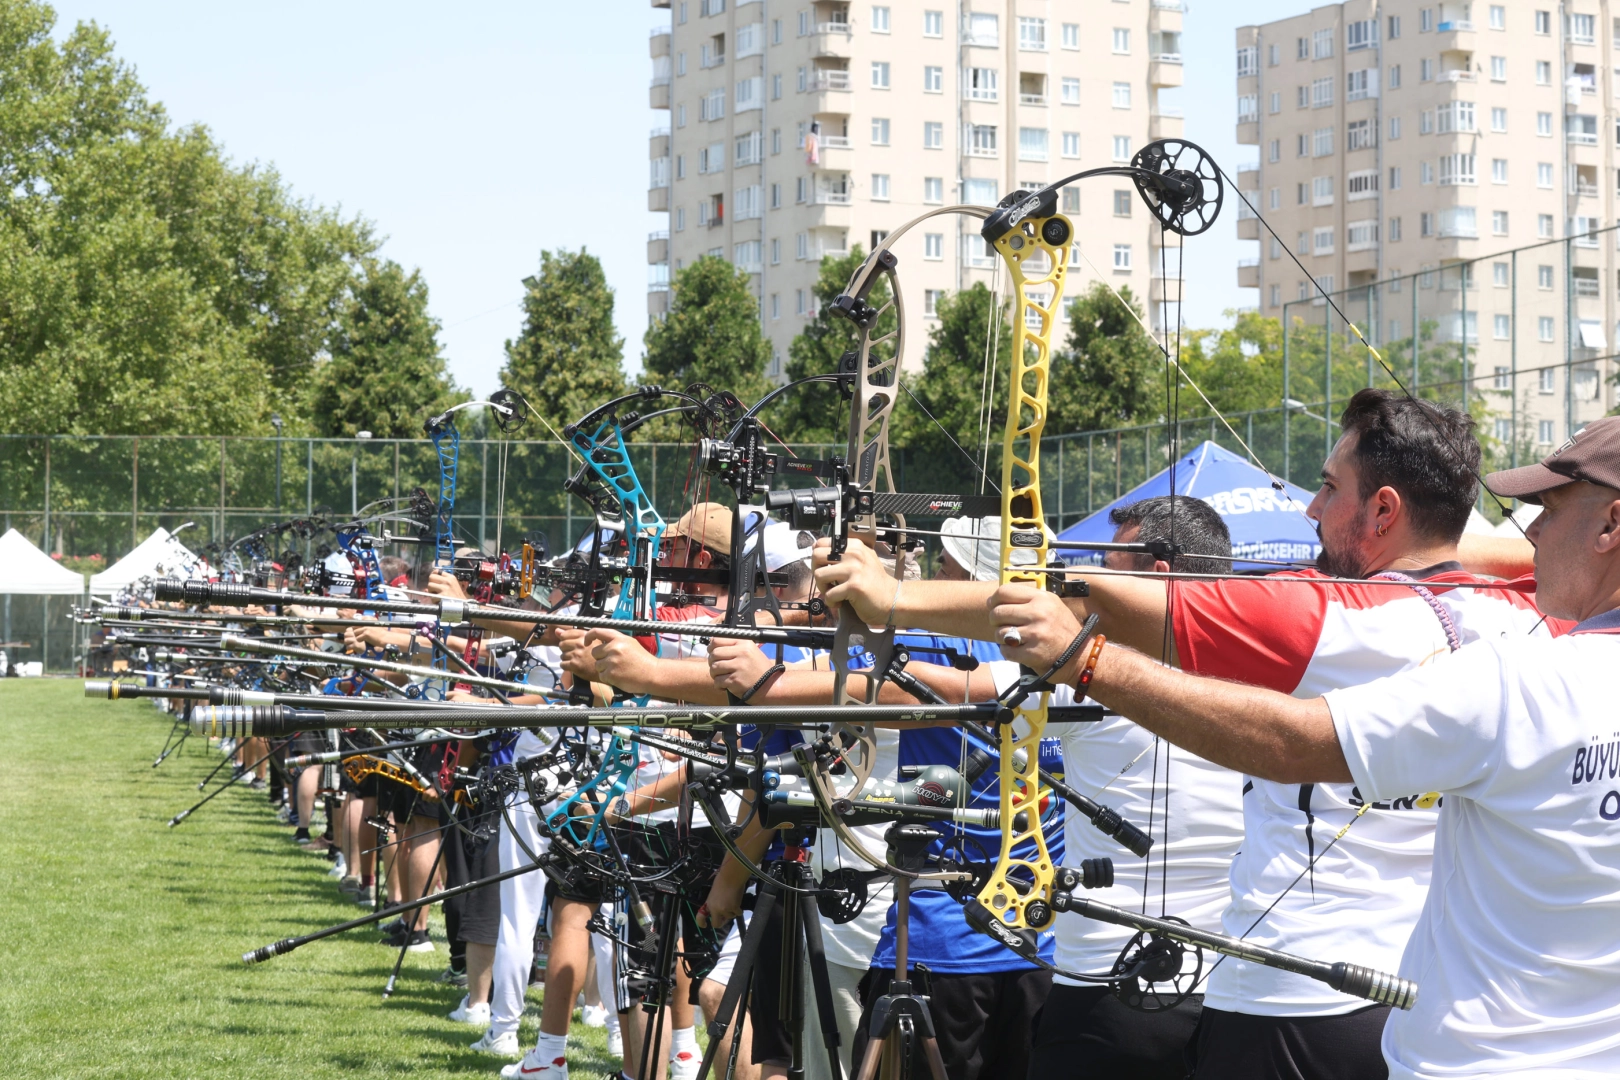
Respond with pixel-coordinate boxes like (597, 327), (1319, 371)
(0, 1), (381, 436)
(309, 259), (462, 438)
(638, 256), (771, 440)
(1048, 283), (1164, 433)
(499, 248), (627, 434)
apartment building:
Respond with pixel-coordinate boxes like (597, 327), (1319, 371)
(649, 0), (1186, 381)
(1236, 1), (1619, 447)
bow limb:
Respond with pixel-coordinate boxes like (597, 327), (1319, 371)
(974, 203), (1073, 933)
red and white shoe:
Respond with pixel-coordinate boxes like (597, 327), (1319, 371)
(500, 1048), (567, 1079)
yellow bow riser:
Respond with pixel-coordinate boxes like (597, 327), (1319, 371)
(976, 212), (1070, 932)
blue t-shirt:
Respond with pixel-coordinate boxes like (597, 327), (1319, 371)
(868, 634), (1067, 974)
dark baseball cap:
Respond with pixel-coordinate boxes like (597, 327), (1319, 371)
(1485, 416), (1620, 503)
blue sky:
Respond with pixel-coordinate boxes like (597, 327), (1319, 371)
(50, 0), (1309, 397)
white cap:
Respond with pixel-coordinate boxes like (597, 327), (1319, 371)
(939, 515), (1049, 582)
(761, 520), (815, 572)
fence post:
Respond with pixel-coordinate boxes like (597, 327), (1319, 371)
(306, 439), (313, 564)
(1511, 250), (1518, 468)
(1283, 302), (1292, 485)
(1564, 235), (1573, 441)
(1411, 277), (1419, 390)
(480, 440), (489, 553)
(1086, 434), (1093, 515)
(42, 437), (50, 554)
(1056, 438), (1064, 527)
(219, 437), (227, 543)
(132, 436), (139, 551)
(1324, 298), (1333, 459)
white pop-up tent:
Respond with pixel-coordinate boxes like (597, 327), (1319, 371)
(89, 527), (202, 595)
(0, 528), (88, 595)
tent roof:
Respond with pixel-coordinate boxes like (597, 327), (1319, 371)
(89, 527), (202, 594)
(0, 528), (87, 595)
(1055, 441), (1322, 573)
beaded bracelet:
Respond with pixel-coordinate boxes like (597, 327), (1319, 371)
(1075, 634), (1107, 689)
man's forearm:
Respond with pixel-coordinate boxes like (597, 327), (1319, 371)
(624, 657), (730, 705)
(1457, 532), (1535, 580)
(1085, 644), (1350, 783)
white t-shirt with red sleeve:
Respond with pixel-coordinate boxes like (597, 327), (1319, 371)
(1170, 567), (1563, 1017)
(1324, 617), (1620, 1079)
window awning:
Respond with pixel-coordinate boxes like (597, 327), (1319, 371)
(1579, 320), (1606, 349)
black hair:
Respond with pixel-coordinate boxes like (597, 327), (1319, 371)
(773, 557), (813, 596)
(1337, 388), (1479, 542)
(1109, 495), (1232, 575)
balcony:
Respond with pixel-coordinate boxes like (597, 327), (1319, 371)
(648, 289), (670, 318)
(1151, 0), (1184, 7)
(648, 231), (669, 263)
(650, 77), (671, 109)
(650, 130), (670, 158)
(965, 144), (998, 158)
(1577, 181), (1600, 198)
(813, 23), (854, 58)
(814, 191), (852, 205)
(1149, 59), (1183, 88)
(650, 29), (671, 57)
(1150, 2), (1183, 34)
(1436, 19), (1473, 31)
(651, 0), (670, 7)
(1151, 111), (1184, 139)
(649, 187), (669, 212)
(1237, 259), (1259, 288)
(1439, 69), (1476, 83)
(1019, 93), (1047, 107)
(1236, 167), (1260, 189)
(808, 69), (851, 92)
(819, 134), (852, 151)
(1575, 277), (1601, 297)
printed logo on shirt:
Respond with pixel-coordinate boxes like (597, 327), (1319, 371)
(1572, 737), (1620, 821)
(1348, 786), (1443, 811)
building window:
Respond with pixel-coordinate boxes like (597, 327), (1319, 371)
(1269, 43), (1280, 66)
(924, 289), (940, 316)
(923, 176), (943, 203)
(924, 121), (944, 149)
(1061, 77), (1080, 104)
(1313, 226), (1335, 254)
(1270, 284), (1281, 307)
(1346, 19), (1377, 51)
(1538, 265), (1555, 289)
(1061, 131), (1081, 158)
(1061, 22), (1079, 49)
(872, 62), (891, 89)
(1237, 45), (1258, 77)
(769, 182), (781, 209)
(1061, 186), (1080, 213)
(1420, 212), (1434, 237)
(924, 66), (943, 92)
(1269, 91), (1281, 114)
(1113, 244), (1132, 270)
(1312, 175), (1334, 205)
(1347, 169), (1379, 199)
(1297, 133), (1308, 157)
(923, 233), (943, 259)
(1421, 161), (1434, 184)
(1268, 139), (1280, 162)
(1493, 318), (1511, 341)
(1538, 319), (1555, 344)
(1420, 58), (1432, 82)
(1297, 182), (1307, 205)
(1420, 109), (1434, 134)
(1297, 85), (1308, 109)
(1113, 189), (1132, 216)
(871, 118), (890, 145)
(1389, 64), (1401, 89)
(1536, 111), (1553, 136)
(872, 5), (890, 32)
(1237, 94), (1258, 122)
(1390, 165), (1402, 189)
(1438, 101), (1475, 133)
(1570, 12), (1595, 44)
(1388, 15), (1401, 38)
(1347, 69), (1375, 101)
(1536, 61), (1551, 86)
(1297, 36), (1309, 60)
(1490, 56), (1506, 81)
(1420, 8), (1433, 32)
(1313, 127), (1334, 156)
(676, 103), (687, 127)
(966, 68), (998, 101)
(1112, 136), (1131, 161)
(870, 173), (890, 200)
(1347, 119), (1374, 151)
(1537, 163), (1554, 188)
(1491, 107), (1507, 133)
(1490, 159), (1507, 184)
(795, 177), (807, 203)
(1019, 17), (1047, 51)
(1019, 127), (1049, 161)
(1313, 28), (1334, 58)
(1439, 153), (1476, 185)
(1389, 116), (1402, 140)
(1492, 210), (1509, 235)
(1493, 262), (1509, 287)
(1538, 213), (1554, 238)
(1534, 10), (1551, 34)
(967, 124), (998, 156)
(1312, 77), (1334, 108)
(675, 207), (685, 231)
(1114, 82), (1133, 109)
(1389, 216), (1403, 241)
(770, 237), (780, 263)
(1538, 419), (1555, 444)
(924, 10), (944, 37)
(1112, 28), (1130, 54)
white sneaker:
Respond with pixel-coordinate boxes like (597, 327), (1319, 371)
(500, 1047), (568, 1079)
(327, 852), (347, 878)
(448, 994), (491, 1026)
(579, 1004), (608, 1028)
(469, 1028), (521, 1057)
(607, 1026), (623, 1057)
(670, 1047), (700, 1080)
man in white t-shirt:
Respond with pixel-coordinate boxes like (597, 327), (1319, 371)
(815, 389), (1551, 1079)
(988, 414), (1620, 1079)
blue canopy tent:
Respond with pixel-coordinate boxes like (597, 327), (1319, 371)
(1054, 441), (1321, 573)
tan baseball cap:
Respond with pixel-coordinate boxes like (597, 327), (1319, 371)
(1485, 416), (1620, 503)
(666, 502), (734, 556)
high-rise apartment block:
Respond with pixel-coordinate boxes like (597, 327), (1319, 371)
(1236, 1), (1619, 446)
(650, 0), (1187, 380)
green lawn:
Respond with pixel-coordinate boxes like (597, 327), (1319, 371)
(0, 680), (619, 1079)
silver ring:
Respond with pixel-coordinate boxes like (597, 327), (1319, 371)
(1000, 628), (1023, 647)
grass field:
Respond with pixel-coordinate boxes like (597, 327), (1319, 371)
(0, 679), (619, 1079)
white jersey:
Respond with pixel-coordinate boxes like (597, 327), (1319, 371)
(988, 663), (1244, 981)
(811, 726), (901, 970)
(1326, 623), (1620, 1079)
(1171, 567), (1560, 1015)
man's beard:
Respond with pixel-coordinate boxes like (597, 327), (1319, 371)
(1314, 512), (1373, 579)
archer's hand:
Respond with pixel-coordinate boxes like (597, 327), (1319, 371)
(426, 569), (468, 601)
(587, 629), (655, 694)
(697, 878), (746, 930)
(989, 585), (1086, 684)
(557, 628), (600, 682)
(811, 537), (895, 625)
(707, 639), (776, 700)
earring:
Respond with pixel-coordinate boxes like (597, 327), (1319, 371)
(1376, 524), (1388, 537)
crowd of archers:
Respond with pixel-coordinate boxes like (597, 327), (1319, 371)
(80, 146), (1620, 1080)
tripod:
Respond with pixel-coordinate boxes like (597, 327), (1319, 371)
(853, 824), (947, 1080)
(696, 831), (846, 1080)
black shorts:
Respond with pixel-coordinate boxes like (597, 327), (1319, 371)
(850, 965), (1051, 1080)
(289, 730), (329, 757)
(1186, 1004), (1391, 1080)
(444, 820), (502, 947)
(1027, 983), (1202, 1080)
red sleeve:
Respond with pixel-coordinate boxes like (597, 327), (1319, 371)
(1170, 574), (1329, 694)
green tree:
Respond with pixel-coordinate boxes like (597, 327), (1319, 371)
(1047, 283), (1164, 433)
(499, 248), (628, 434)
(638, 256), (771, 439)
(0, 0), (376, 437)
(308, 259), (462, 438)
(772, 247), (894, 446)
(892, 282), (1013, 494)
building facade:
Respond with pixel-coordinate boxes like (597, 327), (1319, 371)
(1236, 1), (1619, 448)
(650, 0), (1186, 380)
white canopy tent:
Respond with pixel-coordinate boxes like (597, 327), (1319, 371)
(0, 528), (87, 595)
(89, 527), (202, 595)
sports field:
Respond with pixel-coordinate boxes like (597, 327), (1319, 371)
(0, 679), (616, 1079)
